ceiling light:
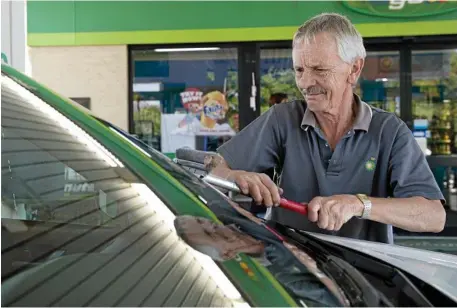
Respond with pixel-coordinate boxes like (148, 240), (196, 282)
(133, 82), (162, 92)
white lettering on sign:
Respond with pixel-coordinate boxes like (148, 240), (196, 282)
(388, 0), (433, 10)
(180, 91), (203, 104)
(204, 104), (223, 114)
(64, 183), (95, 193)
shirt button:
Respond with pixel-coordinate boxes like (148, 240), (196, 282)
(325, 143), (329, 147)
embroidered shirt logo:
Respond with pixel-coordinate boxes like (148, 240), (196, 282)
(365, 157), (376, 171)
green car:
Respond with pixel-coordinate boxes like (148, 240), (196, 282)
(2, 64), (457, 307)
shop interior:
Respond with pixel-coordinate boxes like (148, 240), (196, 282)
(129, 35), (457, 233)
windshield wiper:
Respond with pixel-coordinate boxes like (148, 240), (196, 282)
(269, 222), (448, 307)
(270, 222), (385, 306)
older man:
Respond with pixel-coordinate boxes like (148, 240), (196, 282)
(210, 13), (445, 243)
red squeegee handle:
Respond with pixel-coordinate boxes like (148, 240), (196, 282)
(279, 198), (308, 215)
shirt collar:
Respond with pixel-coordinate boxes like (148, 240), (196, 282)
(301, 94), (372, 132)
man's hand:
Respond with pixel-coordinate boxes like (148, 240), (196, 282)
(228, 170), (282, 207)
(307, 195), (364, 231)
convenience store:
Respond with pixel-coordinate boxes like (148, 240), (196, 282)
(28, 1), (457, 162)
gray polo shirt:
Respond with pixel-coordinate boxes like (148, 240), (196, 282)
(217, 95), (444, 243)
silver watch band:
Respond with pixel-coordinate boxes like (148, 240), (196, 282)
(356, 194), (372, 219)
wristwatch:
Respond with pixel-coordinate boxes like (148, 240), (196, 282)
(356, 194), (372, 219)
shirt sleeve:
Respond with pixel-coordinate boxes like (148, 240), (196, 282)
(389, 121), (445, 203)
(217, 106), (282, 173)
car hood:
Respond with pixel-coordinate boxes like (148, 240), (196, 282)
(309, 233), (457, 302)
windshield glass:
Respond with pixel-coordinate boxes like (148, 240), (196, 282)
(95, 117), (349, 307)
(1, 73), (249, 307)
(1, 70), (348, 307)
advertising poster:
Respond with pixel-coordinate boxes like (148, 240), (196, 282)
(171, 88), (236, 137)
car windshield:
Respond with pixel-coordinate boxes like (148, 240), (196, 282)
(1, 73), (256, 307)
(1, 70), (346, 307)
(94, 109), (349, 307)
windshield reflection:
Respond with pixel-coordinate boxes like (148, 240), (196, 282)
(94, 119), (349, 307)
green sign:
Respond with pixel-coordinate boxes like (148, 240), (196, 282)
(342, 0), (457, 18)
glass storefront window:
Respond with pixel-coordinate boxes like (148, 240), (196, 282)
(412, 49), (457, 155)
(356, 51), (401, 115)
(260, 49), (302, 114)
(131, 48), (239, 154)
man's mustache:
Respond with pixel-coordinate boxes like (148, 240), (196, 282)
(301, 87), (326, 95)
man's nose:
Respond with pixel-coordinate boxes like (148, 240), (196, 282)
(297, 70), (317, 89)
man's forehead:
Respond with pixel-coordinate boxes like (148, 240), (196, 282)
(292, 34), (340, 64)
(292, 48), (339, 66)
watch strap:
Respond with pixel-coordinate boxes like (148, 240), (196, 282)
(356, 194), (372, 219)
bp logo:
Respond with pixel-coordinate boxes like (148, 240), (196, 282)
(342, 0), (457, 18)
(365, 157), (377, 172)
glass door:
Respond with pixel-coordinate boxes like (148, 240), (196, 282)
(411, 48), (457, 156)
(356, 51), (401, 115)
(259, 48), (302, 114)
(130, 46), (248, 155)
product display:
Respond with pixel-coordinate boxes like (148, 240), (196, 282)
(427, 103), (455, 155)
(171, 88), (236, 137)
(200, 91), (229, 129)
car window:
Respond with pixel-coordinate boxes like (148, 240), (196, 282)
(1, 74), (248, 307)
(95, 118), (348, 307)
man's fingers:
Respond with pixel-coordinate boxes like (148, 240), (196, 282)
(256, 174), (274, 207)
(317, 209), (329, 229)
(335, 213), (352, 231)
(334, 219), (344, 231)
(248, 182), (263, 204)
(259, 174), (281, 206)
(235, 175), (250, 195)
(259, 183), (274, 207)
(308, 197), (322, 222)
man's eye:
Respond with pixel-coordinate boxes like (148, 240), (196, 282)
(294, 68), (304, 73)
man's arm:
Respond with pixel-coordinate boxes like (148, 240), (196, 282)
(367, 121), (445, 232)
(307, 121), (446, 233)
(365, 196), (444, 233)
(306, 194), (445, 233)
(208, 153), (282, 207)
(207, 107), (284, 206)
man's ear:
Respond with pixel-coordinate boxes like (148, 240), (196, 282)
(347, 58), (365, 85)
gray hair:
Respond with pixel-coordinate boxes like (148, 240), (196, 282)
(293, 13), (366, 64)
